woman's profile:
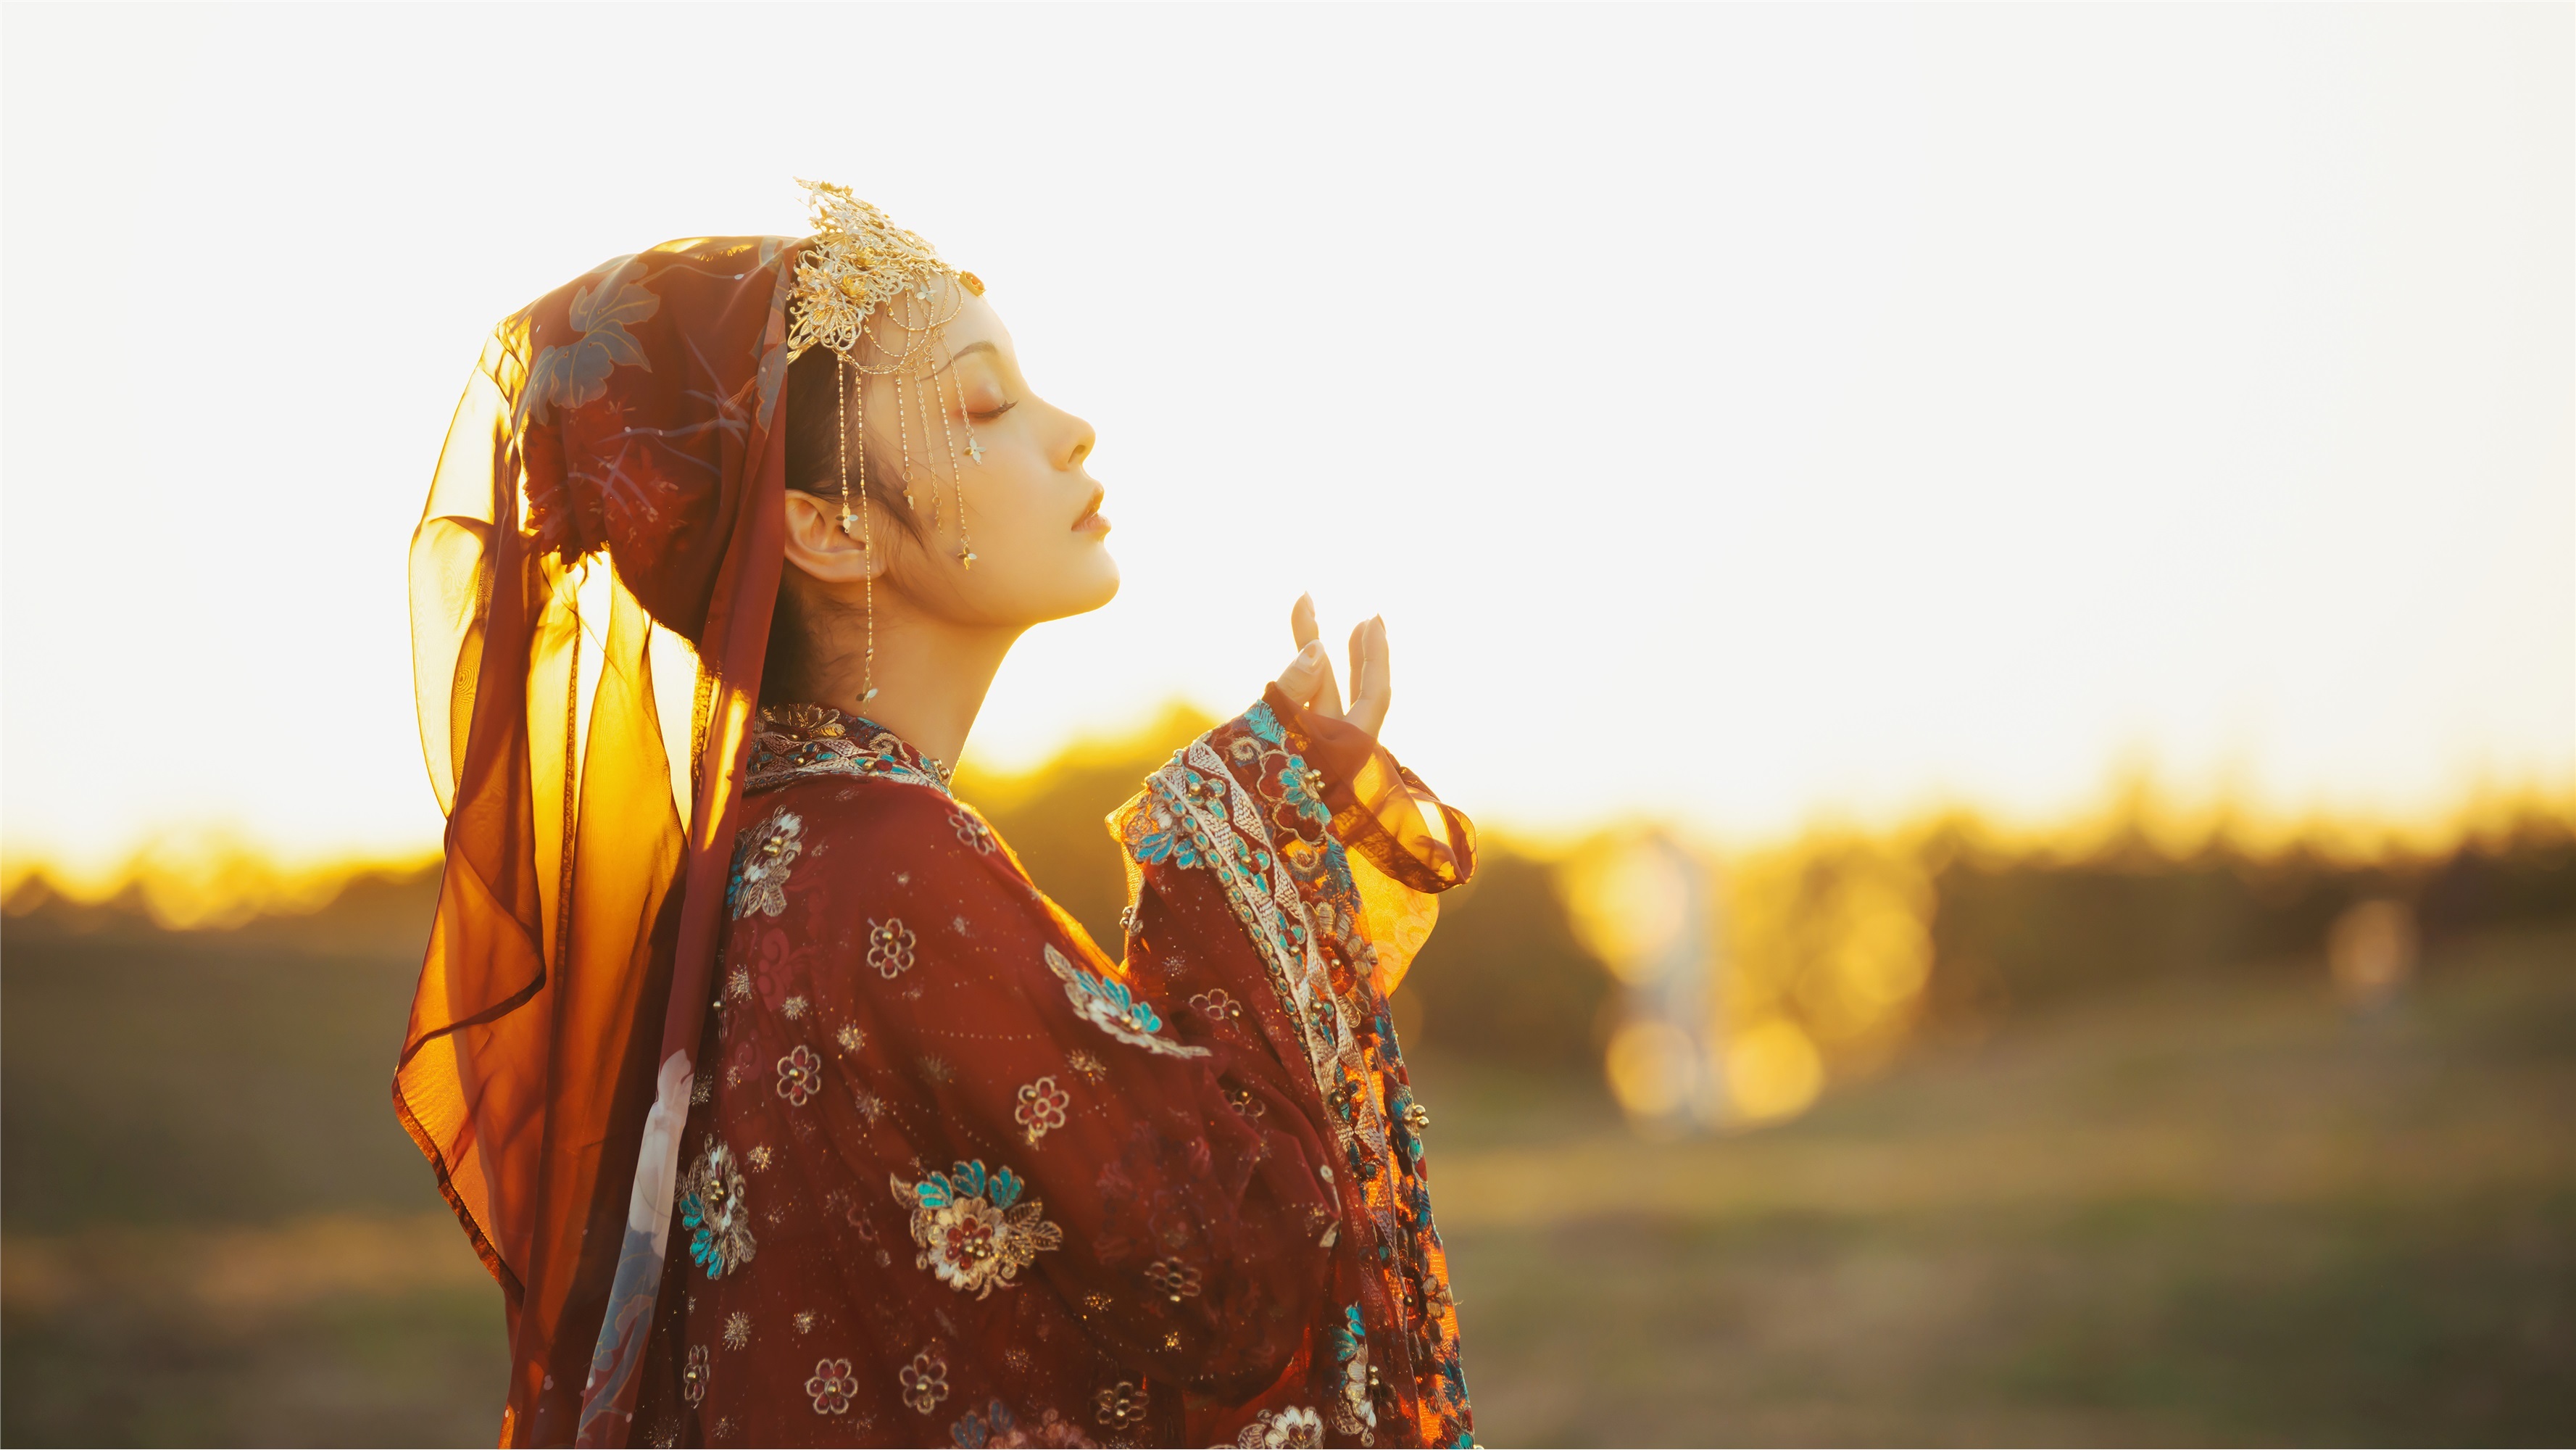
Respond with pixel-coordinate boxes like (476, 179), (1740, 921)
(399, 181), (1479, 1449)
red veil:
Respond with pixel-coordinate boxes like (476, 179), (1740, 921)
(402, 237), (800, 1444)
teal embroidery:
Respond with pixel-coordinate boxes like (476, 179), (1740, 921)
(1042, 945), (1209, 1059)
(678, 1140), (757, 1279)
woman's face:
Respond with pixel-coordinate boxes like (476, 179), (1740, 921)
(860, 280), (1118, 627)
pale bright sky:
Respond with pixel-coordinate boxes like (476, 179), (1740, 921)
(4, 4), (2569, 880)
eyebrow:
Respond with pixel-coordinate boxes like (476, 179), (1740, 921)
(949, 341), (997, 362)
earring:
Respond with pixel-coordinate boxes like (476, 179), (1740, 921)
(835, 355), (878, 706)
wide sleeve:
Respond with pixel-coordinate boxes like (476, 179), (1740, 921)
(737, 780), (1341, 1401)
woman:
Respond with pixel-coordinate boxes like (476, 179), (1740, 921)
(399, 182), (1476, 1449)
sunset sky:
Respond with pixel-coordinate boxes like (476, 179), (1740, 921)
(4, 4), (2569, 886)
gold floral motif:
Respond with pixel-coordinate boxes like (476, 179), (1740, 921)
(808, 1357), (859, 1415)
(681, 1344), (711, 1406)
(1094, 1380), (1149, 1431)
(1234, 1406), (1326, 1448)
(899, 1349), (950, 1414)
(776, 1046), (824, 1106)
(1144, 1259), (1202, 1304)
(868, 917), (918, 977)
(1013, 1075), (1071, 1145)
(721, 1312), (751, 1350)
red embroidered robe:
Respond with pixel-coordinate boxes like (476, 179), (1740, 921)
(631, 692), (1475, 1448)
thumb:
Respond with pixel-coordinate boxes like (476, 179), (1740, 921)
(1274, 638), (1329, 707)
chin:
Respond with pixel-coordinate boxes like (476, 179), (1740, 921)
(1073, 554), (1121, 613)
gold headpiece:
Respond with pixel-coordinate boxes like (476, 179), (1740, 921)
(785, 180), (981, 362)
(780, 180), (990, 709)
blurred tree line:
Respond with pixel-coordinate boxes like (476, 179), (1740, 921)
(962, 715), (2576, 1084)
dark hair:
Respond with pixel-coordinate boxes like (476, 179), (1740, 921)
(764, 347), (925, 705)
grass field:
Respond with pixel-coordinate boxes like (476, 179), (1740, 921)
(4, 905), (2569, 1446)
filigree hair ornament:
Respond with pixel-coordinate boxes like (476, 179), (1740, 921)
(784, 180), (990, 705)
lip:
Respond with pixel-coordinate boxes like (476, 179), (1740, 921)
(1073, 486), (1110, 535)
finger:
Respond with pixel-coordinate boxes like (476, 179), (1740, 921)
(1310, 646), (1345, 719)
(1290, 593), (1320, 652)
(1274, 639), (1329, 707)
(1347, 616), (1392, 737)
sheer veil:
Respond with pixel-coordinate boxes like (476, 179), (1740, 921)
(402, 236), (798, 1444)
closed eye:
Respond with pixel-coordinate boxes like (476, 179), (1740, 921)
(971, 398), (1018, 423)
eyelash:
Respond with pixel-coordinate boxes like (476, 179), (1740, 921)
(969, 398), (1017, 423)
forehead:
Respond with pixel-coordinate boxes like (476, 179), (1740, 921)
(937, 286), (1015, 365)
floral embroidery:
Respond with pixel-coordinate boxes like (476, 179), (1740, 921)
(1235, 1407), (1326, 1448)
(681, 1344), (711, 1406)
(776, 1045), (824, 1106)
(722, 1312), (751, 1350)
(950, 808), (998, 854)
(836, 1022), (866, 1053)
(950, 1400), (1090, 1449)
(1129, 790), (1216, 869)
(794, 1309), (817, 1334)
(901, 1350), (952, 1414)
(783, 994), (809, 1020)
(854, 1089), (886, 1122)
(1095, 1380), (1150, 1432)
(727, 967), (751, 999)
(1014, 1075), (1071, 1145)
(1263, 755), (1332, 837)
(868, 917), (918, 977)
(749, 705), (952, 795)
(893, 1159), (1065, 1298)
(678, 1141), (756, 1279)
(1063, 1049), (1108, 1083)
(728, 806), (804, 919)
(1190, 988), (1242, 1023)
(809, 1357), (859, 1415)
(1330, 1304), (1379, 1436)
(1144, 1259), (1201, 1303)
(1043, 945), (1210, 1058)
(515, 259), (659, 430)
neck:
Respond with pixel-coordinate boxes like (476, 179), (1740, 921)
(802, 600), (1019, 769)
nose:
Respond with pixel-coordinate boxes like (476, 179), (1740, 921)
(1061, 409), (1096, 471)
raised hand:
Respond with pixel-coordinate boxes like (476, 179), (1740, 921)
(1272, 593), (1392, 739)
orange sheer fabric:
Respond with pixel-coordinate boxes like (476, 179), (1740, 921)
(403, 238), (797, 1445)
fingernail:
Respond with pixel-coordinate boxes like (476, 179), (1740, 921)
(1298, 640), (1325, 663)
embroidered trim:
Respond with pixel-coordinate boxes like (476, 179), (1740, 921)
(1044, 944), (1210, 1058)
(1127, 738), (1395, 1233)
(748, 704), (952, 795)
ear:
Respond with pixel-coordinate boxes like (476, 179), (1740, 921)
(782, 489), (884, 584)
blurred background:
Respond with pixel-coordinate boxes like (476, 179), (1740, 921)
(4, 4), (2570, 1446)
